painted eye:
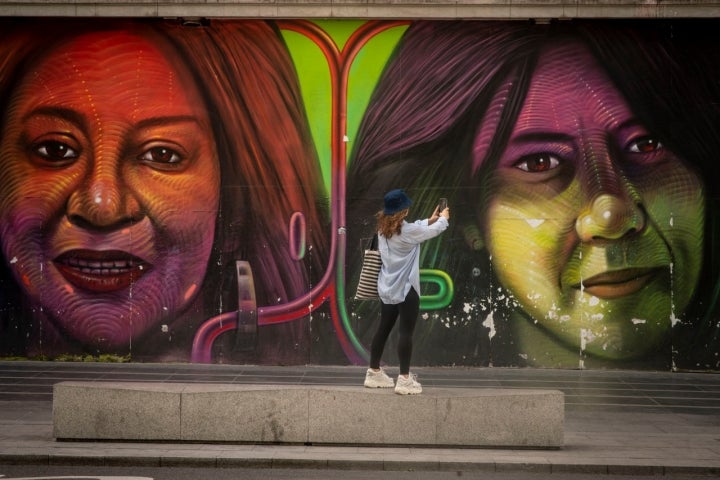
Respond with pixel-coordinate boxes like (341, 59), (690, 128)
(627, 136), (663, 153)
(33, 140), (79, 161)
(514, 153), (560, 173)
(138, 146), (183, 165)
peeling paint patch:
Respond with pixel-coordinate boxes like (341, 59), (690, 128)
(525, 218), (544, 228)
(482, 311), (496, 339)
(580, 328), (596, 351)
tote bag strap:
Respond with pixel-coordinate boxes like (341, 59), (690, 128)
(369, 233), (379, 250)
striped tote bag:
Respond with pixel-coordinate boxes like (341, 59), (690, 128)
(355, 234), (381, 300)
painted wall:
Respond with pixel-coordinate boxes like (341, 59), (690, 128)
(0, 18), (718, 370)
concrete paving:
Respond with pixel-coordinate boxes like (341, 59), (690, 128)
(0, 361), (719, 475)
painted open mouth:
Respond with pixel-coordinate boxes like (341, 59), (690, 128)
(576, 267), (662, 299)
(54, 250), (151, 293)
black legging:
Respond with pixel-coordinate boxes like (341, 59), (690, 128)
(369, 287), (420, 375)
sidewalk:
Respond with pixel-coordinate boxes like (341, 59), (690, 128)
(0, 362), (719, 475)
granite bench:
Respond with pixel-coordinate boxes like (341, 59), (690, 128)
(53, 382), (564, 448)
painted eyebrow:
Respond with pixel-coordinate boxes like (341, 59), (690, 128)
(22, 108), (200, 131)
(22, 106), (87, 130)
(510, 119), (646, 145)
(509, 131), (575, 144)
(614, 118), (645, 133)
(134, 115), (202, 130)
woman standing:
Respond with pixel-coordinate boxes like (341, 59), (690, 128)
(364, 189), (449, 394)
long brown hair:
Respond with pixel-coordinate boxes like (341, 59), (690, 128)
(0, 18), (329, 362)
(376, 209), (408, 239)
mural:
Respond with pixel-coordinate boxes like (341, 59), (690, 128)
(0, 19), (331, 364)
(0, 18), (718, 370)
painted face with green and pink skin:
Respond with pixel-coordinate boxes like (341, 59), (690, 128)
(473, 41), (704, 361)
(0, 30), (221, 350)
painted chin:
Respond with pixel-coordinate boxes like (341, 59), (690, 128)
(575, 267), (662, 299)
(54, 249), (151, 293)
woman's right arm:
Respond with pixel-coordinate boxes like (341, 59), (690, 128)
(404, 216), (449, 243)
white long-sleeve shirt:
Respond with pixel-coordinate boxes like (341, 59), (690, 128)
(377, 217), (449, 304)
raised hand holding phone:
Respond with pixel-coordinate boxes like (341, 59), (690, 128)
(438, 197), (448, 212)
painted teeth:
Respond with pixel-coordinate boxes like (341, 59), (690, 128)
(64, 257), (137, 273)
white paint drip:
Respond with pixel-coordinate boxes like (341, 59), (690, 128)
(631, 318), (646, 325)
(669, 261), (680, 327)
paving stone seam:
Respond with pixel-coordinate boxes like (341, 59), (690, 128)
(2, 453), (720, 475)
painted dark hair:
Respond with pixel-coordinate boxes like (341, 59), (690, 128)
(347, 20), (720, 369)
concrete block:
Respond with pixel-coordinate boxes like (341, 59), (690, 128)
(53, 382), (183, 440)
(53, 382), (564, 448)
(308, 387), (437, 445)
(436, 389), (564, 447)
(181, 385), (309, 443)
(309, 387), (563, 447)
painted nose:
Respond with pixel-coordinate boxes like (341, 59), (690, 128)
(575, 193), (645, 242)
(66, 159), (143, 230)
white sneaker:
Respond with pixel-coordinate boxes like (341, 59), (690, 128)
(364, 368), (395, 388)
(395, 373), (422, 395)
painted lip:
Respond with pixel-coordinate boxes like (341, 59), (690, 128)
(575, 267), (662, 299)
(54, 249), (151, 293)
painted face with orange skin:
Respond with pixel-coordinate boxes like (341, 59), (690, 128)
(473, 41), (704, 363)
(0, 31), (220, 350)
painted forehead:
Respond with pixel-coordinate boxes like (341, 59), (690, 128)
(16, 30), (190, 112)
(472, 41), (631, 173)
(514, 41), (630, 134)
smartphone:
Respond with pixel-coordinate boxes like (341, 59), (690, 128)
(438, 197), (448, 212)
